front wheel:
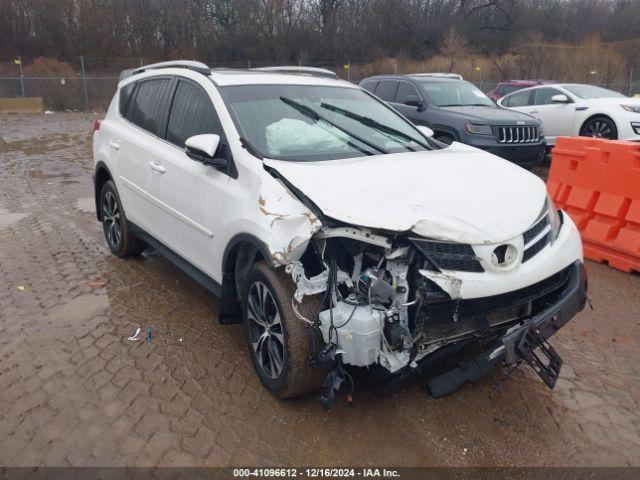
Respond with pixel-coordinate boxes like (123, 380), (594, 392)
(579, 116), (618, 140)
(242, 262), (324, 398)
(99, 180), (146, 257)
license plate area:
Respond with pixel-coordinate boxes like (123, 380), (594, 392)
(517, 319), (563, 388)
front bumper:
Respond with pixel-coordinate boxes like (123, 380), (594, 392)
(426, 260), (587, 397)
(478, 143), (547, 168)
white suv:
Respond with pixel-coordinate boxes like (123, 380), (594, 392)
(94, 61), (587, 405)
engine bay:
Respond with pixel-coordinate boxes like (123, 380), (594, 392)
(287, 225), (573, 379)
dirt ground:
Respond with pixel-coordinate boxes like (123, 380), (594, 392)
(0, 113), (639, 467)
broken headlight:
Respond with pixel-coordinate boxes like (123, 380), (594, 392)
(546, 195), (562, 243)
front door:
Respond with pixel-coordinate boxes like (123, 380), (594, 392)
(145, 78), (233, 280)
(527, 87), (575, 142)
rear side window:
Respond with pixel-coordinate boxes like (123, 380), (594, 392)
(360, 80), (378, 93)
(395, 82), (421, 105)
(374, 81), (398, 102)
(127, 78), (172, 134)
(166, 81), (221, 148)
(504, 90), (531, 107)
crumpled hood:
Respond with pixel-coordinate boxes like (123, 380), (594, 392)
(264, 143), (548, 244)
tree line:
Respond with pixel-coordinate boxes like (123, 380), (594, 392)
(1, 0), (640, 88)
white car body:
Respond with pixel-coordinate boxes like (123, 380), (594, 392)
(93, 63), (585, 390)
(498, 83), (640, 145)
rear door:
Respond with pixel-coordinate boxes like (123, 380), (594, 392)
(145, 78), (233, 278)
(115, 77), (173, 231)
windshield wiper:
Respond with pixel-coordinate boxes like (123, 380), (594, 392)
(320, 102), (429, 151)
(280, 97), (387, 155)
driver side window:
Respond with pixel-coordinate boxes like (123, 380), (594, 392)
(395, 82), (421, 106)
(533, 88), (565, 105)
(166, 80), (223, 148)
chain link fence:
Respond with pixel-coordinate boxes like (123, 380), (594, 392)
(1, 57), (638, 111)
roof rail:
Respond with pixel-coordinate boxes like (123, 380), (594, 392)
(119, 60), (211, 81)
(251, 66), (339, 80)
(408, 72), (463, 80)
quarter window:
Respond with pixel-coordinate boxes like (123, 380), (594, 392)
(166, 81), (221, 148)
(127, 78), (172, 134)
(374, 81), (398, 102)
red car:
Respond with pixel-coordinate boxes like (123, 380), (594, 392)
(489, 80), (554, 102)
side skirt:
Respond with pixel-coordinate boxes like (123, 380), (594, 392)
(129, 222), (222, 298)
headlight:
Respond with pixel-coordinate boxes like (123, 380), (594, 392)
(465, 124), (493, 135)
(621, 104), (640, 113)
(547, 195), (562, 244)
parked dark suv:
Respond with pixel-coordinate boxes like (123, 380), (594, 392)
(360, 75), (546, 168)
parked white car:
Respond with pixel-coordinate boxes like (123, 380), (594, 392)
(498, 83), (640, 145)
(93, 61), (587, 406)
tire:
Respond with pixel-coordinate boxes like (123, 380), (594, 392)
(242, 261), (325, 398)
(579, 115), (618, 140)
(99, 180), (146, 257)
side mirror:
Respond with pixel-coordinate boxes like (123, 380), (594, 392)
(416, 125), (434, 138)
(185, 134), (227, 168)
(405, 96), (424, 110)
(551, 94), (570, 103)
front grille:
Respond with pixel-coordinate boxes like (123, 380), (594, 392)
(523, 234), (550, 262)
(522, 214), (551, 262)
(496, 125), (539, 143)
(411, 240), (484, 273)
(417, 266), (572, 344)
(523, 214), (549, 245)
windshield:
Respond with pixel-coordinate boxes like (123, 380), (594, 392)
(418, 80), (494, 107)
(221, 85), (430, 161)
(563, 85), (626, 99)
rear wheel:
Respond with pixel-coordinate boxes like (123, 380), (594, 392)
(100, 180), (146, 257)
(579, 115), (618, 140)
(242, 262), (324, 398)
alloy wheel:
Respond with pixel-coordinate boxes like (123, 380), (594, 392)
(102, 190), (122, 248)
(585, 119), (614, 139)
(247, 281), (285, 379)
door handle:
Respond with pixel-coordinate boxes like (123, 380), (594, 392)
(528, 110), (539, 114)
(149, 161), (166, 174)
(109, 140), (120, 150)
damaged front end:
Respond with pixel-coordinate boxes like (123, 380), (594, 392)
(280, 222), (587, 406)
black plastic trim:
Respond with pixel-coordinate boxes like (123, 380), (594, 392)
(128, 222), (221, 297)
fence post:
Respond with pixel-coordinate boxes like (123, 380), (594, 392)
(80, 56), (90, 112)
(18, 55), (25, 98)
(629, 68), (634, 96)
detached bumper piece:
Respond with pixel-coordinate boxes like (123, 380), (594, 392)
(518, 323), (562, 388)
(426, 261), (587, 398)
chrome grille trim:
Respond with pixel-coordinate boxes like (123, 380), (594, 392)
(496, 126), (539, 144)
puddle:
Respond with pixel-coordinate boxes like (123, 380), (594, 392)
(0, 207), (28, 228)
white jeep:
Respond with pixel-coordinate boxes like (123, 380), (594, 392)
(93, 61), (587, 405)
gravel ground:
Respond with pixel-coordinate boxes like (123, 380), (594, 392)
(0, 113), (639, 467)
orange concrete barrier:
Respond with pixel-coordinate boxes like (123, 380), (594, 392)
(547, 136), (640, 273)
